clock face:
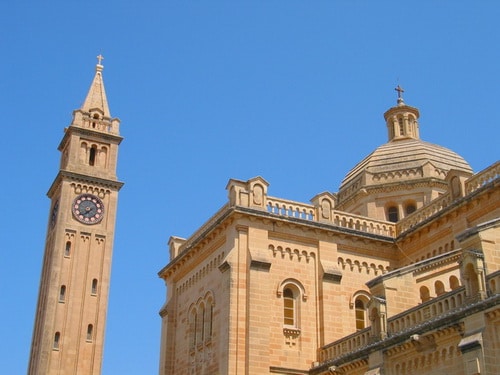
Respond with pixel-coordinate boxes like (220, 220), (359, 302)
(72, 194), (105, 224)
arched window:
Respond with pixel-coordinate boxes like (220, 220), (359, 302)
(189, 308), (197, 350)
(53, 332), (60, 350)
(86, 324), (93, 342)
(92, 113), (99, 128)
(198, 304), (205, 344)
(405, 203), (416, 215)
(98, 146), (108, 167)
(89, 145), (97, 166)
(204, 298), (214, 341)
(59, 285), (66, 302)
(355, 299), (367, 330)
(283, 288), (297, 327)
(420, 286), (431, 302)
(449, 275), (460, 290)
(435, 281), (445, 296)
(398, 118), (404, 135)
(91, 279), (98, 295)
(278, 279), (304, 332)
(387, 206), (399, 222)
(64, 241), (71, 257)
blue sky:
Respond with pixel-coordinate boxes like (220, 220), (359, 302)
(1, 2), (499, 374)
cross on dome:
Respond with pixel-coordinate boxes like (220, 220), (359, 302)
(395, 85), (405, 105)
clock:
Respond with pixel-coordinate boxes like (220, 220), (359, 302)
(72, 194), (105, 224)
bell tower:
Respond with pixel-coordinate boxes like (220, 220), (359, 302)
(28, 56), (124, 375)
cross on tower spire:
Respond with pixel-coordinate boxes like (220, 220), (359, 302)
(97, 54), (104, 66)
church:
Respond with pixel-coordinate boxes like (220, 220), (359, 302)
(29, 60), (499, 375)
(157, 94), (499, 373)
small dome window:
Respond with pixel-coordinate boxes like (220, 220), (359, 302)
(405, 203), (416, 215)
(387, 206), (398, 222)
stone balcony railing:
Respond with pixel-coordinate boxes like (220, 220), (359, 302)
(266, 196), (316, 220)
(465, 160), (500, 195)
(396, 193), (453, 234)
(266, 196), (395, 237)
(318, 271), (500, 365)
(319, 286), (469, 363)
(71, 109), (121, 135)
(397, 161), (499, 234)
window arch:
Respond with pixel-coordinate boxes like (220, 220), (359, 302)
(351, 291), (370, 330)
(64, 241), (71, 257)
(80, 142), (88, 163)
(53, 332), (61, 350)
(405, 202), (416, 215)
(89, 145), (97, 166)
(91, 279), (98, 295)
(59, 285), (66, 302)
(387, 206), (399, 222)
(278, 279), (305, 330)
(449, 275), (460, 290)
(398, 117), (404, 135)
(92, 113), (99, 128)
(197, 303), (205, 344)
(188, 307), (197, 350)
(420, 286), (431, 302)
(204, 295), (214, 341)
(98, 146), (108, 167)
(435, 280), (445, 296)
(86, 324), (93, 342)
(355, 298), (367, 330)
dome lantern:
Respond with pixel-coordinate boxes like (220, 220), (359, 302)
(383, 85), (420, 142)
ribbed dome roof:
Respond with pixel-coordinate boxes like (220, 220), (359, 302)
(340, 138), (473, 190)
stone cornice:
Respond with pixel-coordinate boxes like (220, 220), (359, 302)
(456, 217), (500, 243)
(47, 170), (124, 196)
(366, 249), (462, 288)
(158, 204), (395, 280)
(338, 177), (447, 209)
(58, 124), (123, 150)
(158, 204), (233, 278)
(234, 206), (394, 243)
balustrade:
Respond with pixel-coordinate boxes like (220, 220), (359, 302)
(319, 287), (468, 364)
(465, 161), (499, 194)
(266, 196), (395, 237)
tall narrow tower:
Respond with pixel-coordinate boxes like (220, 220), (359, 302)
(28, 57), (123, 375)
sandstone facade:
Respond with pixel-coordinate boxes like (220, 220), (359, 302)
(159, 94), (499, 375)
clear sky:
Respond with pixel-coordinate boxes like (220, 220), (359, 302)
(1, 1), (499, 374)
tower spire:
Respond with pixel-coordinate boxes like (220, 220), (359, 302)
(81, 55), (111, 117)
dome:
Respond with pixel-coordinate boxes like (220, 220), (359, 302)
(336, 90), (473, 218)
(340, 138), (472, 191)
